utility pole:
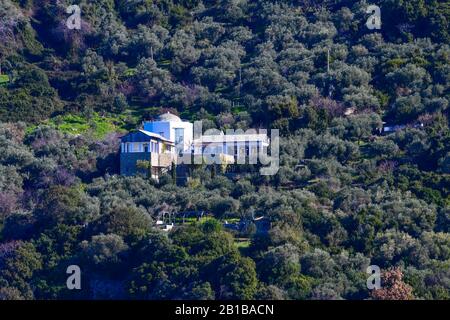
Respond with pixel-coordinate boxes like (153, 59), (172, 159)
(327, 48), (334, 98)
(327, 48), (330, 74)
(238, 66), (242, 101)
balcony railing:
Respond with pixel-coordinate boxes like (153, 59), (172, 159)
(151, 152), (177, 167)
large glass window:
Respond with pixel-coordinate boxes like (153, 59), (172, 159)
(175, 128), (184, 146)
(151, 142), (159, 153)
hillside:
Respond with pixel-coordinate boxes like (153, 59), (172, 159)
(0, 0), (449, 300)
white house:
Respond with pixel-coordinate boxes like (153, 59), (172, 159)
(143, 112), (193, 153)
(192, 132), (270, 162)
(120, 112), (272, 178)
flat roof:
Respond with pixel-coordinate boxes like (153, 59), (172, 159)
(193, 134), (269, 144)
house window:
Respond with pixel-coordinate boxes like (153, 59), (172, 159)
(143, 143), (149, 153)
(175, 128), (184, 146)
(153, 142), (159, 153)
(238, 145), (245, 156)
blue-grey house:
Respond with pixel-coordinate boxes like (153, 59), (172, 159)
(120, 129), (175, 178)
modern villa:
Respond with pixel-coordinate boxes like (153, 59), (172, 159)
(120, 112), (271, 179)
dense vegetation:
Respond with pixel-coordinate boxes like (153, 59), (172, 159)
(0, 0), (449, 300)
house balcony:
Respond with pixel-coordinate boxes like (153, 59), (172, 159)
(151, 152), (177, 168)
